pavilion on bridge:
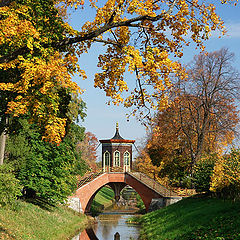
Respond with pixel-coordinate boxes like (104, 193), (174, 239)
(99, 123), (135, 172)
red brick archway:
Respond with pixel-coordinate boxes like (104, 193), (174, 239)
(69, 172), (164, 213)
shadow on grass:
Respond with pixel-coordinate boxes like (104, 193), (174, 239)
(99, 187), (115, 201)
(139, 196), (240, 240)
(0, 226), (15, 239)
(90, 200), (104, 216)
(24, 197), (56, 211)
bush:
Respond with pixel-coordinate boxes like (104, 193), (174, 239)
(210, 148), (240, 199)
(0, 164), (22, 207)
(136, 194), (145, 211)
(6, 119), (88, 204)
(192, 154), (216, 193)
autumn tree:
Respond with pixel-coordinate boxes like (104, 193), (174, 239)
(136, 148), (169, 185)
(137, 105), (193, 186)
(5, 119), (88, 203)
(174, 48), (240, 166)
(0, 0), (238, 162)
(138, 48), (239, 184)
(77, 131), (98, 171)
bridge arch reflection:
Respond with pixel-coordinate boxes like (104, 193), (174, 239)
(78, 228), (98, 240)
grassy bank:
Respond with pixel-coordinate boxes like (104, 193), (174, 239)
(90, 186), (114, 215)
(134, 196), (240, 240)
(0, 200), (88, 240)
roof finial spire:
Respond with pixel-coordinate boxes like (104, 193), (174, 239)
(112, 122), (123, 140)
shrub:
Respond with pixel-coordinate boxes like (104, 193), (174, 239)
(0, 164), (22, 207)
(136, 194), (145, 211)
(6, 119), (88, 204)
(192, 154), (216, 193)
(210, 148), (240, 199)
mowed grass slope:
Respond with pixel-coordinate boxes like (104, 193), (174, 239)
(90, 186), (115, 214)
(94, 186), (115, 206)
(0, 200), (88, 240)
(138, 197), (240, 240)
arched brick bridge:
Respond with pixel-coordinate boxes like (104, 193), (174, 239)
(68, 171), (182, 214)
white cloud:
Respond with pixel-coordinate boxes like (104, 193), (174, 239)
(225, 22), (240, 38)
(206, 22), (240, 39)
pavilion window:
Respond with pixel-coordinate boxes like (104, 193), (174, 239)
(124, 152), (130, 166)
(104, 151), (110, 166)
(114, 151), (120, 167)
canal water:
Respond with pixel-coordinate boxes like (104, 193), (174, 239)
(72, 213), (140, 240)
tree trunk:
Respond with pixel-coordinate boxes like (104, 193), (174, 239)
(0, 129), (6, 165)
(194, 112), (209, 164)
(0, 117), (8, 165)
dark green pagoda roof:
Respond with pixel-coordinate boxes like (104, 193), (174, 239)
(111, 122), (124, 140)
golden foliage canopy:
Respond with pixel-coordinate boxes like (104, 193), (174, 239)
(0, 0), (238, 143)
(210, 149), (240, 197)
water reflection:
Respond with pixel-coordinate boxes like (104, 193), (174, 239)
(72, 214), (140, 240)
(114, 232), (120, 240)
(77, 228), (98, 240)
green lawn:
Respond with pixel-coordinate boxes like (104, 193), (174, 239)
(135, 196), (240, 240)
(0, 200), (88, 240)
(90, 186), (115, 215)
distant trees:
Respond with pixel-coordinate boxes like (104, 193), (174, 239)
(137, 48), (240, 187)
(77, 132), (98, 171)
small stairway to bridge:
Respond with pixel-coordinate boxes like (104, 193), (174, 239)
(78, 171), (104, 188)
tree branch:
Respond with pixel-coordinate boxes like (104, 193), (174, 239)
(93, 38), (122, 48)
(0, 0), (12, 7)
(0, 0), (177, 64)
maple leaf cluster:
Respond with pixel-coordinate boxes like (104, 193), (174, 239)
(0, 0), (238, 143)
(0, 0), (86, 143)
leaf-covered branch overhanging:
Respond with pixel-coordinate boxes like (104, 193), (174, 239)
(0, 0), (238, 143)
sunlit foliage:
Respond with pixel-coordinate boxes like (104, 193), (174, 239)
(210, 148), (240, 199)
(136, 49), (239, 187)
(6, 119), (88, 203)
(0, 0), (238, 142)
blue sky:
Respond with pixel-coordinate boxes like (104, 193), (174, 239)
(68, 1), (240, 158)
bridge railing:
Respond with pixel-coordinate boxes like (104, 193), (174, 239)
(77, 168), (185, 198)
(128, 172), (178, 197)
(103, 166), (133, 172)
(77, 166), (126, 188)
(77, 170), (103, 188)
(101, 167), (178, 197)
